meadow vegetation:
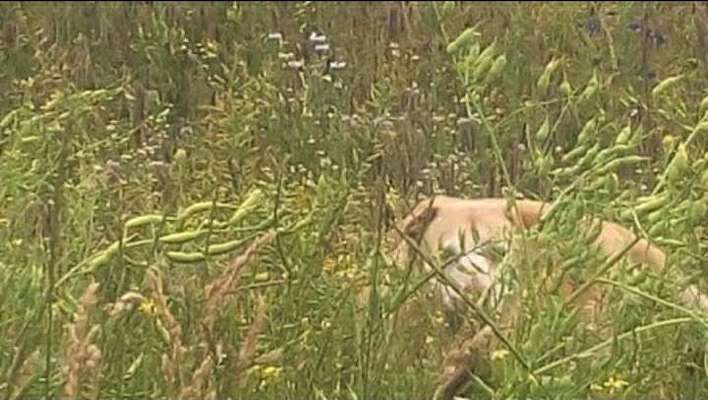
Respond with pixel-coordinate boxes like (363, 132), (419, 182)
(1, 2), (707, 399)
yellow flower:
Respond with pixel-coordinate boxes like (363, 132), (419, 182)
(261, 365), (282, 380)
(139, 298), (156, 316)
(257, 365), (283, 389)
(603, 373), (629, 394)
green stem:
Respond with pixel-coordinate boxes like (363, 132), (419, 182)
(533, 317), (695, 375)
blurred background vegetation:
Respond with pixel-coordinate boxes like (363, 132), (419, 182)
(1, 2), (707, 399)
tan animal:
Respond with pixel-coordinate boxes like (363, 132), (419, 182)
(388, 194), (708, 400)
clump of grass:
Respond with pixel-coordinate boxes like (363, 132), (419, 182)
(4, 348), (40, 400)
(235, 295), (268, 389)
(138, 230), (276, 399)
(145, 267), (188, 397)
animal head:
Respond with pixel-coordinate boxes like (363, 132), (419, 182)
(386, 196), (440, 269)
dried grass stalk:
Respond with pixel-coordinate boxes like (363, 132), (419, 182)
(62, 281), (102, 400)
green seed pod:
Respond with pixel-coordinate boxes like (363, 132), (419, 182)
(88, 251), (112, 270)
(621, 194), (670, 220)
(535, 116), (550, 143)
(534, 152), (553, 176)
(227, 189), (264, 226)
(0, 109), (18, 129)
(166, 251), (206, 263)
(125, 214), (165, 229)
(651, 74), (683, 98)
(658, 237), (686, 247)
(551, 166), (577, 178)
(576, 143), (602, 168)
(177, 201), (234, 223)
(221, 215), (276, 232)
(595, 156), (648, 175)
(577, 70), (599, 104)
(577, 117), (597, 145)
(472, 49), (496, 83)
(484, 54), (507, 84)
(475, 40), (497, 65)
(537, 74), (550, 97)
(21, 135), (40, 144)
(536, 58), (561, 95)
(206, 238), (248, 255)
(559, 79), (573, 97)
(666, 143), (690, 184)
(288, 212), (315, 233)
(561, 144), (588, 164)
(647, 213), (666, 228)
(636, 194), (670, 213)
(593, 144), (633, 165)
(254, 272), (270, 282)
(606, 172), (619, 193)
(614, 123), (633, 145)
(155, 318), (171, 344)
(467, 42), (481, 60)
(587, 174), (608, 192)
(447, 27), (479, 54)
(159, 230), (206, 245)
(88, 241), (121, 269)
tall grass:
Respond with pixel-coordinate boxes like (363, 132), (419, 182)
(1, 2), (707, 399)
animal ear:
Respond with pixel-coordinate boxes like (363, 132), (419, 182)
(404, 205), (438, 241)
(506, 199), (547, 229)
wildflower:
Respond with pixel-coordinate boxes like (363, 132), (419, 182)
(261, 365), (282, 379)
(139, 298), (156, 316)
(328, 61), (347, 70)
(603, 373), (629, 394)
(278, 52), (295, 60)
(286, 60), (304, 70)
(267, 32), (283, 41)
(309, 32), (326, 43)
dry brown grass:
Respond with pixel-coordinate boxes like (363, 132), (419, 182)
(62, 281), (102, 400)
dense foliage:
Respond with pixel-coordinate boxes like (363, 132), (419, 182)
(1, 2), (707, 399)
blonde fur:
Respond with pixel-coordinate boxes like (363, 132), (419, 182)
(389, 194), (708, 400)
